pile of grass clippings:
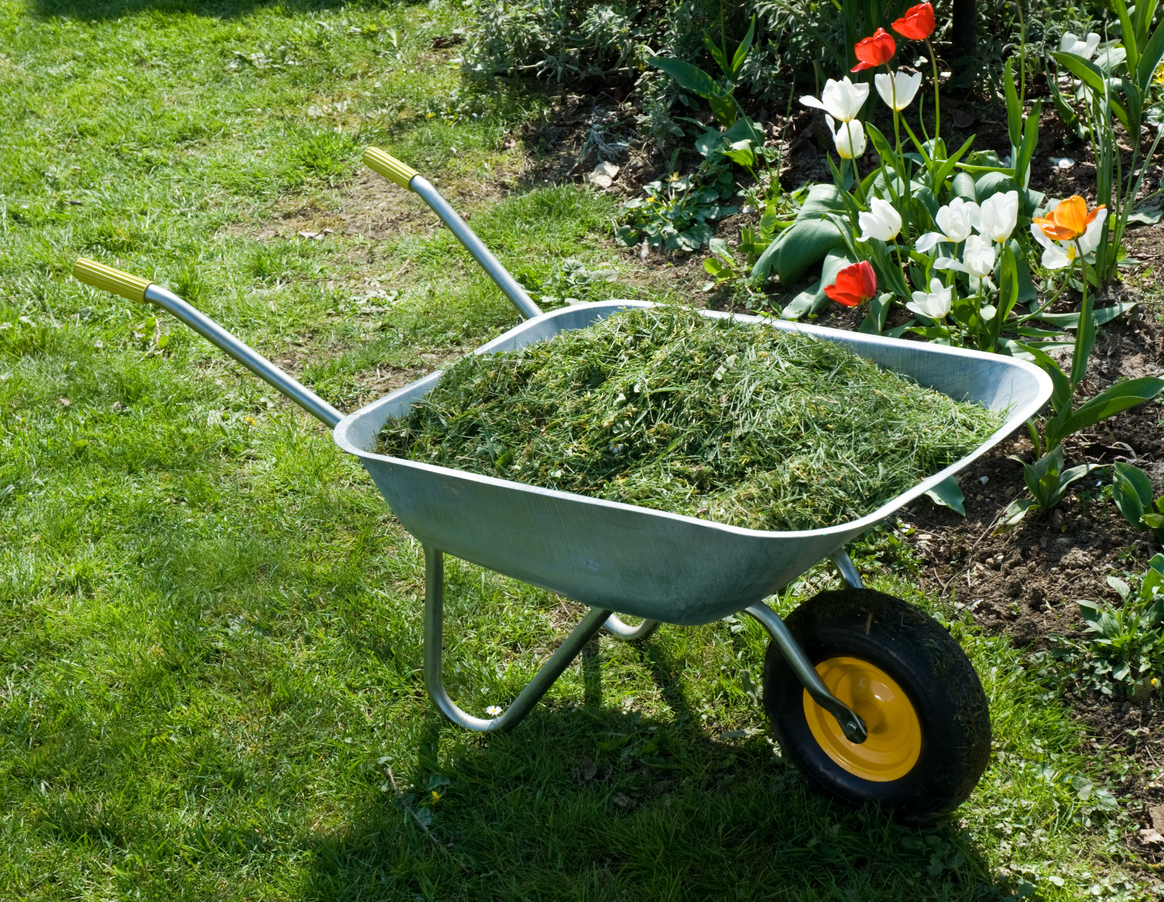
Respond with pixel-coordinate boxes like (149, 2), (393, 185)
(377, 306), (1003, 531)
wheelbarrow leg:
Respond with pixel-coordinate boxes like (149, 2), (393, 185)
(602, 614), (661, 641)
(745, 601), (868, 744)
(831, 550), (864, 590)
(423, 545), (613, 732)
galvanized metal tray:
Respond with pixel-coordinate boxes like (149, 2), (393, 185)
(335, 298), (1050, 626)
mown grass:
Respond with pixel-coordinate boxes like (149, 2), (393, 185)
(0, 0), (1155, 898)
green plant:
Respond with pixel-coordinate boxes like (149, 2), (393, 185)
(648, 16), (756, 128)
(1050, 0), (1164, 287)
(1000, 445), (1104, 527)
(1002, 196), (1164, 524)
(1064, 555), (1164, 698)
(616, 154), (739, 252)
(1112, 461), (1164, 544)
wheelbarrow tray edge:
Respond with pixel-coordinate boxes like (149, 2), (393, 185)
(333, 301), (1052, 625)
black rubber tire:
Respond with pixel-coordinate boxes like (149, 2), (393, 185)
(763, 589), (991, 823)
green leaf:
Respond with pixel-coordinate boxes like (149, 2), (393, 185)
(1051, 50), (1108, 96)
(1045, 376), (1164, 449)
(1004, 57), (1022, 149)
(1115, 0), (1141, 74)
(1127, 204), (1164, 224)
(1032, 301), (1139, 328)
(924, 476), (965, 515)
(932, 135), (977, 195)
(951, 172), (977, 202)
(648, 57), (721, 98)
(1113, 461), (1152, 528)
(750, 218), (845, 283)
(1137, 12), (1164, 92)
(703, 33), (730, 78)
(1014, 99), (1042, 188)
(796, 183), (849, 218)
(999, 496), (1036, 529)
(730, 17), (756, 82)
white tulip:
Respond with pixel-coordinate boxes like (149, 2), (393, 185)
(858, 197), (902, 242)
(935, 234), (996, 278)
(907, 278), (954, 320)
(1060, 32), (1101, 60)
(800, 77), (870, 123)
(826, 115), (867, 160)
(915, 198), (981, 253)
(1029, 208), (1109, 269)
(874, 70), (923, 112)
(961, 234), (997, 278)
(977, 190), (1019, 244)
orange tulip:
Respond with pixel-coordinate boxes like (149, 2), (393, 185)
(852, 28), (896, 71)
(825, 261), (877, 306)
(1033, 195), (1105, 242)
(892, 2), (935, 41)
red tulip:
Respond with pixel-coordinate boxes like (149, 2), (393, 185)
(851, 28), (896, 72)
(825, 261), (877, 307)
(892, 2), (935, 41)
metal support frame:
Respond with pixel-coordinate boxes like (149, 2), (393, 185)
(423, 545), (613, 732)
(420, 543), (866, 742)
(745, 601), (867, 744)
(831, 550), (865, 589)
(602, 614), (661, 641)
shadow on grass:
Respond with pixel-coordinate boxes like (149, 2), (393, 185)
(301, 642), (1014, 901)
(32, 0), (424, 22)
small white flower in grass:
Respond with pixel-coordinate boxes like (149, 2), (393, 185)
(907, 278), (953, 320)
(873, 70), (923, 111)
(915, 197), (981, 253)
(800, 77), (870, 123)
(486, 705), (503, 717)
(976, 190), (1019, 244)
(826, 115), (867, 159)
(935, 233), (996, 278)
(858, 197), (902, 242)
(1060, 32), (1101, 60)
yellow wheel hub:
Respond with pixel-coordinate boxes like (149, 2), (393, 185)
(803, 656), (921, 782)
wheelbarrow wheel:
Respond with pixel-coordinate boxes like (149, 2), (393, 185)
(763, 589), (990, 823)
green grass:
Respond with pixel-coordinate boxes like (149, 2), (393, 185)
(0, 0), (1156, 898)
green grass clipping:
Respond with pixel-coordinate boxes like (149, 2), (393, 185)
(378, 306), (1002, 530)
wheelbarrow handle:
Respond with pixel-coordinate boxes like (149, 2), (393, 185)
(362, 147), (543, 322)
(72, 258), (345, 429)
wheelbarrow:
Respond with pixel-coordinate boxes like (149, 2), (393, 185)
(73, 148), (1052, 822)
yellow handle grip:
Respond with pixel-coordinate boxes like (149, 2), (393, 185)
(73, 258), (151, 303)
(363, 147), (418, 190)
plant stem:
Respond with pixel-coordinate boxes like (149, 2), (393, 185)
(925, 38), (941, 152)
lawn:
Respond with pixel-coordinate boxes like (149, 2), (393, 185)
(0, 0), (1155, 898)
